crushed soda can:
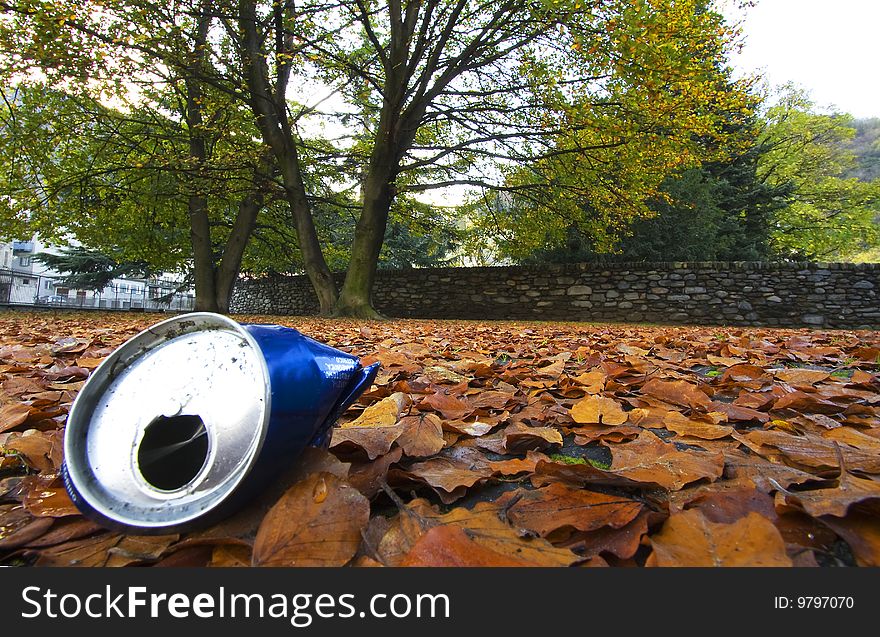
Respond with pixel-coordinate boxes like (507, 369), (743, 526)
(61, 312), (379, 534)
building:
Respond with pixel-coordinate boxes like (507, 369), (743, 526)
(0, 237), (195, 311)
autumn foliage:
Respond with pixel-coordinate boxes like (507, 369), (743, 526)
(1, 312), (879, 567)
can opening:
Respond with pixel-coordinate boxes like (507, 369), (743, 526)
(137, 415), (209, 491)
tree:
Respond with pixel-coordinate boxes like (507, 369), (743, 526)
(232, 0), (754, 315)
(2, 0), (753, 317)
(0, 1), (273, 313)
(32, 246), (157, 292)
(758, 87), (880, 260)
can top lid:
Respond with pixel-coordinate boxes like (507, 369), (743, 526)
(64, 313), (271, 530)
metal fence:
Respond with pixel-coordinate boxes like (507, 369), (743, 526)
(0, 269), (195, 312)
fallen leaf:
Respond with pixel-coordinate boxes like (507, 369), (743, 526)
(420, 391), (472, 420)
(648, 510), (792, 566)
(33, 533), (123, 567)
(663, 411), (733, 440)
(348, 447), (404, 499)
(105, 535), (178, 567)
(735, 430), (880, 474)
(502, 483), (642, 536)
(400, 525), (535, 566)
(253, 473), (370, 566)
(772, 391), (845, 414)
(721, 448), (820, 491)
(340, 392), (411, 428)
(820, 511), (880, 567)
(606, 430), (724, 490)
(24, 517), (103, 548)
(642, 378), (713, 411)
(0, 505), (54, 550)
(405, 499), (582, 567)
(502, 421), (562, 452)
(0, 402), (31, 434)
(773, 470), (880, 517)
(396, 413), (445, 457)
(210, 544), (253, 567)
(570, 395), (628, 425)
(560, 511), (651, 559)
(398, 455), (494, 500)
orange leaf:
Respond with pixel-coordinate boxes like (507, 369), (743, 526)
(649, 510), (791, 566)
(253, 472), (370, 566)
(571, 395), (628, 425)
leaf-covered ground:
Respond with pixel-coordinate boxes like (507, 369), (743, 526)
(1, 311), (879, 567)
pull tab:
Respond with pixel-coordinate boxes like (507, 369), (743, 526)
(309, 362), (381, 447)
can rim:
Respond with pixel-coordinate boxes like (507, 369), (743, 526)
(63, 312), (272, 531)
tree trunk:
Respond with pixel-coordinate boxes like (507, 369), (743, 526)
(214, 178), (265, 314)
(189, 194), (219, 313)
(237, 0), (337, 314)
(335, 166), (394, 319)
(186, 8), (218, 313)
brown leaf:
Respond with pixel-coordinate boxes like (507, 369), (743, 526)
(648, 510), (792, 566)
(642, 378), (713, 411)
(24, 517), (103, 548)
(607, 430), (724, 490)
(503, 483), (642, 536)
(502, 421), (562, 452)
(393, 499), (581, 567)
(560, 511), (651, 559)
(105, 535), (179, 567)
(0, 505), (54, 550)
(348, 447), (404, 499)
(0, 402), (31, 434)
(330, 423), (405, 460)
(682, 488), (777, 524)
(468, 391), (521, 411)
(487, 450), (548, 476)
(531, 458), (652, 489)
(340, 392), (411, 428)
(75, 357), (106, 369)
(210, 544), (253, 567)
(735, 430), (880, 474)
(570, 395), (627, 425)
(773, 368), (831, 385)
(34, 533), (123, 567)
(663, 411), (733, 440)
(572, 424), (641, 445)
(24, 481), (79, 517)
(721, 448), (820, 491)
(443, 419), (495, 437)
(4, 431), (57, 473)
(420, 391), (473, 420)
(820, 512), (880, 567)
(772, 391), (845, 414)
(253, 473), (370, 566)
(397, 413), (445, 457)
(774, 470), (880, 517)
(711, 402), (770, 424)
(572, 369), (606, 393)
(400, 525), (536, 566)
(400, 455), (494, 499)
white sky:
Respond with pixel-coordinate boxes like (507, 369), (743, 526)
(724, 0), (880, 118)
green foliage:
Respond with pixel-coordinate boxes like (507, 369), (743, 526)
(32, 246), (156, 291)
(465, 0), (756, 262)
(758, 87), (880, 261)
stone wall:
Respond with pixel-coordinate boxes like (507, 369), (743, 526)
(231, 262), (880, 328)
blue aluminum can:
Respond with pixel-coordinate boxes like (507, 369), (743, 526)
(61, 312), (379, 534)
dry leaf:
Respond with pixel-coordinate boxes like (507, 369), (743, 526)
(570, 395), (628, 425)
(253, 473), (370, 566)
(648, 510), (792, 566)
(502, 483), (642, 536)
